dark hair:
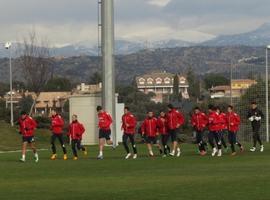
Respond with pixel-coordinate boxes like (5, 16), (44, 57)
(20, 111), (27, 115)
(194, 106), (200, 110)
(96, 105), (102, 111)
(216, 106), (221, 111)
(208, 104), (214, 110)
(251, 101), (257, 105)
(228, 105), (233, 109)
(167, 104), (174, 109)
(124, 106), (130, 111)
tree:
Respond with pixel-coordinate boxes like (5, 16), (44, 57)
(89, 71), (102, 84)
(186, 67), (200, 100)
(204, 73), (230, 89)
(17, 30), (52, 115)
(170, 74), (181, 102)
(44, 77), (72, 91)
(18, 95), (34, 114)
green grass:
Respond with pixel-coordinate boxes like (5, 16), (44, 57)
(1, 121), (270, 200)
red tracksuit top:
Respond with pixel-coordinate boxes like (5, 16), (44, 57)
(68, 120), (85, 140)
(18, 116), (37, 137)
(98, 111), (113, 130)
(157, 116), (168, 135)
(219, 112), (227, 130)
(121, 112), (137, 134)
(141, 117), (158, 137)
(191, 112), (208, 131)
(226, 112), (241, 133)
(208, 111), (222, 132)
(166, 109), (185, 130)
(51, 114), (64, 134)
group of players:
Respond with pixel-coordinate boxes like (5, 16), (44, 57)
(17, 101), (264, 162)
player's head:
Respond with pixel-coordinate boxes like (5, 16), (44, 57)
(124, 106), (130, 114)
(51, 109), (57, 116)
(160, 111), (166, 117)
(147, 111), (154, 118)
(72, 114), (78, 121)
(167, 104), (174, 111)
(251, 101), (257, 109)
(208, 104), (214, 112)
(228, 105), (233, 112)
(20, 111), (27, 119)
(96, 105), (103, 113)
(194, 106), (200, 114)
(216, 106), (221, 113)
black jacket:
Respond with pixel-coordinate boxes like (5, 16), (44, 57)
(247, 108), (264, 128)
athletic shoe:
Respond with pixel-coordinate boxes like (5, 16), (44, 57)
(250, 147), (256, 152)
(240, 146), (244, 152)
(19, 158), (25, 162)
(97, 154), (103, 160)
(83, 148), (87, 156)
(133, 154), (137, 159)
(260, 145), (264, 152)
(169, 151), (175, 156)
(125, 153), (132, 159)
(63, 154), (68, 160)
(217, 149), (222, 157)
(200, 151), (207, 156)
(34, 154), (39, 163)
(176, 148), (181, 157)
(149, 151), (154, 157)
(73, 157), (78, 160)
(231, 152), (236, 156)
(50, 154), (57, 160)
(211, 148), (218, 157)
(162, 154), (167, 158)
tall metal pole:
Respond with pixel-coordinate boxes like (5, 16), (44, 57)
(266, 47), (269, 142)
(230, 61), (233, 105)
(9, 46), (14, 127)
(101, 0), (116, 146)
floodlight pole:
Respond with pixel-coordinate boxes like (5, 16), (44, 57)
(101, 0), (116, 146)
(266, 47), (269, 142)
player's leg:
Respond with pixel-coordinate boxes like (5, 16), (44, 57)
(123, 134), (131, 159)
(221, 131), (228, 151)
(129, 134), (137, 159)
(216, 132), (222, 157)
(20, 139), (27, 162)
(30, 140), (39, 162)
(250, 126), (257, 151)
(71, 139), (78, 159)
(147, 143), (154, 157)
(228, 131), (236, 155)
(169, 129), (178, 156)
(77, 140), (87, 155)
(255, 126), (263, 152)
(161, 135), (168, 156)
(208, 131), (217, 156)
(50, 134), (57, 160)
(57, 135), (67, 160)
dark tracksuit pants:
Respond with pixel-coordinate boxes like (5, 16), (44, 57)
(228, 131), (242, 153)
(221, 130), (228, 149)
(51, 133), (67, 154)
(161, 134), (170, 155)
(196, 130), (206, 152)
(252, 123), (262, 147)
(123, 133), (137, 154)
(71, 139), (86, 157)
(208, 131), (222, 150)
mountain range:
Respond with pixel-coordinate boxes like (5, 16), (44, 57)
(1, 23), (270, 58)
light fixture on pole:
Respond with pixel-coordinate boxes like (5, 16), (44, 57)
(5, 42), (14, 127)
(265, 45), (270, 142)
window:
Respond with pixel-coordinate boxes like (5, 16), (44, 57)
(179, 77), (186, 84)
(156, 77), (162, 84)
(138, 78), (145, 85)
(164, 77), (171, 84)
(147, 78), (154, 84)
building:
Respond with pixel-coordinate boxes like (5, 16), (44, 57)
(136, 71), (189, 103)
(4, 90), (36, 108)
(73, 83), (102, 95)
(35, 92), (71, 115)
(210, 79), (257, 99)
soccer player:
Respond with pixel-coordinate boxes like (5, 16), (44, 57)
(157, 111), (170, 157)
(97, 105), (113, 159)
(68, 114), (87, 160)
(226, 105), (243, 155)
(141, 111), (162, 157)
(121, 106), (138, 159)
(208, 105), (223, 157)
(247, 102), (264, 152)
(166, 104), (185, 157)
(216, 107), (228, 152)
(191, 107), (208, 156)
(50, 110), (68, 160)
(18, 111), (38, 162)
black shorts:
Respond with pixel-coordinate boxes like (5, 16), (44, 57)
(99, 129), (111, 140)
(169, 129), (177, 142)
(22, 136), (35, 143)
(145, 136), (158, 144)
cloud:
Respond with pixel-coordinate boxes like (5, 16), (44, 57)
(147, 0), (171, 7)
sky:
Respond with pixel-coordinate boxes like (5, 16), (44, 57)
(0, 0), (270, 47)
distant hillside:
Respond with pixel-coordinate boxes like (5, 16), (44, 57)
(0, 46), (265, 85)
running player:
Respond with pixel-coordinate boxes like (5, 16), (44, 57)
(157, 111), (170, 157)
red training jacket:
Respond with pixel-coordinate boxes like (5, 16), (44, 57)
(68, 120), (85, 140)
(191, 112), (208, 131)
(51, 114), (64, 134)
(98, 111), (113, 130)
(219, 112), (227, 130)
(208, 111), (222, 132)
(18, 116), (37, 137)
(166, 109), (185, 130)
(141, 117), (158, 137)
(157, 116), (168, 135)
(121, 112), (137, 134)
(226, 112), (241, 132)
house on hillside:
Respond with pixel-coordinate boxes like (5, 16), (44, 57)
(136, 71), (189, 103)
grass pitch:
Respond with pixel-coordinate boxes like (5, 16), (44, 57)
(0, 122), (270, 200)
